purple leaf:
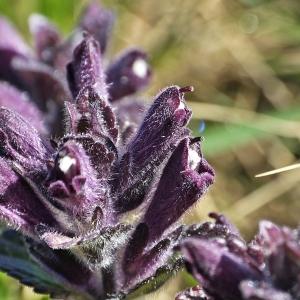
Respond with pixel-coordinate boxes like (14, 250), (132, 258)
(107, 49), (151, 101)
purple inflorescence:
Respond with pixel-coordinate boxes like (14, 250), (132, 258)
(177, 213), (300, 300)
(0, 2), (214, 299)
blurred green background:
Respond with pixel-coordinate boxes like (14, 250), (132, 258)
(1, 0), (300, 299)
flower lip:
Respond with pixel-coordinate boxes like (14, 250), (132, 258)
(45, 143), (81, 190)
(106, 48), (151, 101)
(58, 155), (77, 174)
(198, 157), (215, 178)
(184, 138), (215, 180)
(131, 57), (149, 78)
(188, 148), (201, 170)
(162, 86), (193, 126)
(167, 85), (193, 109)
(178, 86), (194, 112)
(181, 238), (223, 278)
(29, 14), (54, 35)
(179, 85), (194, 93)
(57, 146), (80, 176)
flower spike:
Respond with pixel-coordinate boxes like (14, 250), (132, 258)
(0, 4), (215, 300)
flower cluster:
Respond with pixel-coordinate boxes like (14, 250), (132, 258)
(0, 1), (150, 136)
(0, 2), (214, 300)
(177, 213), (300, 300)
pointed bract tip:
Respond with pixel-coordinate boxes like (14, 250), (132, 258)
(179, 86), (194, 93)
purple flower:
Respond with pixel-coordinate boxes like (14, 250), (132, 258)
(177, 213), (300, 300)
(0, 3), (214, 299)
(0, 1), (151, 136)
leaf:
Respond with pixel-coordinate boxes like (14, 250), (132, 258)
(191, 105), (300, 157)
(0, 229), (67, 297)
(126, 254), (183, 299)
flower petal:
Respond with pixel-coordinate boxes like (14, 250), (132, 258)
(258, 221), (300, 292)
(45, 140), (110, 225)
(12, 57), (70, 109)
(0, 16), (31, 85)
(79, 1), (114, 54)
(0, 16), (31, 56)
(67, 35), (108, 99)
(29, 14), (61, 62)
(240, 280), (292, 300)
(208, 212), (241, 238)
(121, 223), (172, 291)
(106, 49), (151, 101)
(142, 138), (214, 244)
(113, 99), (146, 144)
(113, 86), (192, 213)
(66, 37), (118, 143)
(180, 238), (263, 300)
(11, 58), (70, 135)
(175, 286), (215, 300)
(0, 107), (50, 171)
(0, 81), (46, 133)
(0, 158), (58, 235)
